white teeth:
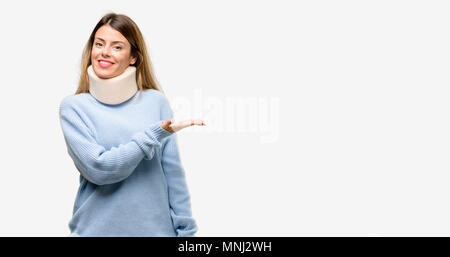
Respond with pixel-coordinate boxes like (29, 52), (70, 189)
(100, 61), (113, 65)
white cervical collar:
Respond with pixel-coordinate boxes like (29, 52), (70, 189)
(87, 64), (138, 105)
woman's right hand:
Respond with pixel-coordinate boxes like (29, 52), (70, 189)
(161, 118), (205, 133)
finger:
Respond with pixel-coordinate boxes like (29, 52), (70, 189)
(190, 119), (205, 126)
(173, 119), (205, 130)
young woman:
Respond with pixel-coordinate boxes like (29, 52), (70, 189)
(59, 13), (204, 236)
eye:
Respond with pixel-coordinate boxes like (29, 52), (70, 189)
(114, 46), (122, 50)
(95, 42), (102, 47)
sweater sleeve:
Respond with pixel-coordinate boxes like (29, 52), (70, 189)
(59, 100), (172, 186)
(159, 96), (198, 237)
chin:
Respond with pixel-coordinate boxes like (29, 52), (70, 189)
(94, 67), (116, 79)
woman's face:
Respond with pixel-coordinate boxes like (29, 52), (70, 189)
(91, 25), (137, 79)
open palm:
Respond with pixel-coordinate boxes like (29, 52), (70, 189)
(161, 118), (205, 133)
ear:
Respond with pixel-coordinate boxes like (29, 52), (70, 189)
(130, 55), (137, 65)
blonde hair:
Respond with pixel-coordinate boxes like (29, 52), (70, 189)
(75, 12), (164, 98)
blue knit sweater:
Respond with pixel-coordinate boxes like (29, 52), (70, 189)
(59, 88), (197, 237)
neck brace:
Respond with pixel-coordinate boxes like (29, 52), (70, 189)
(87, 64), (138, 105)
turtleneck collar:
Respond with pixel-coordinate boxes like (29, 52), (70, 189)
(87, 64), (138, 105)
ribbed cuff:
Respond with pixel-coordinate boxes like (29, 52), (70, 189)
(145, 121), (173, 143)
(131, 121), (173, 160)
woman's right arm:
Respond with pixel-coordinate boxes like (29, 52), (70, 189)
(59, 100), (172, 186)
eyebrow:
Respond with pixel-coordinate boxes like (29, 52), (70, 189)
(95, 37), (125, 44)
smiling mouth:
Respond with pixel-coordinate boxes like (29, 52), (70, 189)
(98, 60), (114, 68)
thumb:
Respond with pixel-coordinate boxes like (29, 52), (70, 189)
(161, 119), (172, 128)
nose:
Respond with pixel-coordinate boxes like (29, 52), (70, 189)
(101, 46), (111, 57)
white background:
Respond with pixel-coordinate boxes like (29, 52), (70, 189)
(0, 0), (449, 236)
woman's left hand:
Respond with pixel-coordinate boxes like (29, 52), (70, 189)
(161, 118), (205, 133)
